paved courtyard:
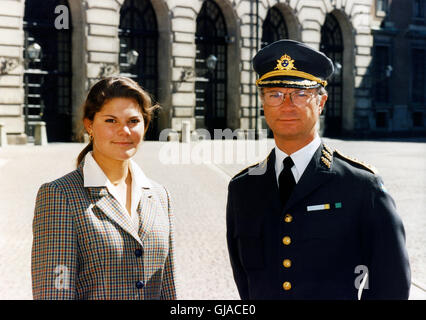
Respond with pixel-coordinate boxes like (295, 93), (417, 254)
(0, 138), (425, 299)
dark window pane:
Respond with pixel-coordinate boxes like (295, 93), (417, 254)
(195, 0), (227, 132)
(374, 45), (390, 103)
(377, 0), (388, 12)
(261, 7), (288, 48)
(376, 112), (387, 128)
(412, 49), (425, 103)
(413, 112), (424, 127)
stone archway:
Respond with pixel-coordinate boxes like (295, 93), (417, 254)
(195, 0), (228, 133)
(206, 0), (241, 131)
(119, 0), (159, 139)
(321, 12), (344, 136)
(115, 0), (171, 138)
(150, 0), (172, 134)
(24, 0), (73, 142)
(260, 3), (301, 137)
(327, 9), (355, 134)
(68, 0), (86, 141)
(273, 2), (301, 41)
(262, 6), (289, 47)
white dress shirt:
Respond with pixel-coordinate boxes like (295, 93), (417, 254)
(275, 134), (321, 185)
(83, 151), (152, 231)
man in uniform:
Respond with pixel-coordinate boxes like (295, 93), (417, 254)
(226, 39), (411, 300)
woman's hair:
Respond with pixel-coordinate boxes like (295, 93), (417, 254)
(77, 76), (158, 167)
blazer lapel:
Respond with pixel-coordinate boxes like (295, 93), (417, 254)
(137, 187), (158, 243)
(87, 186), (144, 247)
(285, 143), (336, 210)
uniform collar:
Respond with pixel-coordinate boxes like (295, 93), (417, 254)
(274, 133), (321, 183)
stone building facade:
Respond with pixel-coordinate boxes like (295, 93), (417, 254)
(0, 0), (424, 144)
(370, 0), (426, 134)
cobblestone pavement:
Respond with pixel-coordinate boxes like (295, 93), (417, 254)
(0, 139), (425, 300)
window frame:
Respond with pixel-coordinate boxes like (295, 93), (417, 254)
(376, 0), (389, 17)
(372, 41), (392, 106)
(410, 46), (426, 105)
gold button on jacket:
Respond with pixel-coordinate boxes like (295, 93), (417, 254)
(283, 282), (292, 291)
(284, 214), (293, 223)
(282, 236), (291, 245)
(283, 259), (292, 268)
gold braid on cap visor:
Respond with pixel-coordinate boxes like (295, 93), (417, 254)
(256, 70), (328, 87)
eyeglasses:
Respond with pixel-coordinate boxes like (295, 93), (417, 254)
(261, 89), (318, 107)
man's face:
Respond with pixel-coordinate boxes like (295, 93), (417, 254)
(262, 87), (327, 143)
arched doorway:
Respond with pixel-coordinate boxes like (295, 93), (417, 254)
(320, 13), (343, 137)
(119, 0), (159, 140)
(195, 0), (228, 134)
(261, 6), (289, 137)
(261, 6), (289, 48)
(23, 0), (72, 142)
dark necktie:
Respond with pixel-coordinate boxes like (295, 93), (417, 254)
(279, 156), (296, 206)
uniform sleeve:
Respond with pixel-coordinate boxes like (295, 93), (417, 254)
(361, 175), (411, 300)
(31, 183), (78, 300)
(160, 187), (178, 300)
(226, 181), (249, 300)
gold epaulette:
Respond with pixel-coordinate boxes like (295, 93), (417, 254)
(333, 149), (378, 174)
(320, 144), (334, 169)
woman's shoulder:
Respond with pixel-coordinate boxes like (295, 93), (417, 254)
(40, 168), (84, 193)
(146, 179), (172, 203)
(148, 179), (168, 196)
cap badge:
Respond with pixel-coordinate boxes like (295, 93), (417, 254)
(275, 54), (297, 71)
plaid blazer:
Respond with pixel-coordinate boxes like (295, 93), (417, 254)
(31, 160), (177, 300)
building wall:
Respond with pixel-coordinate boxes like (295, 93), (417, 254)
(0, 0), (423, 144)
(0, 0), (25, 144)
(371, 0), (426, 134)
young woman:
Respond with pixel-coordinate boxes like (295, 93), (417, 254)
(31, 77), (177, 300)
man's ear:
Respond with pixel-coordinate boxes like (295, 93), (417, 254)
(319, 94), (328, 114)
(83, 118), (93, 134)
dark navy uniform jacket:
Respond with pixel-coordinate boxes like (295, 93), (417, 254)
(226, 143), (411, 300)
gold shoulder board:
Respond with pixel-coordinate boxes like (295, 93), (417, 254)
(333, 149), (378, 175)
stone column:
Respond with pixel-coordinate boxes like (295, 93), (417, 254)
(352, 3), (374, 133)
(170, 1), (198, 136)
(181, 120), (191, 143)
(85, 0), (120, 88)
(0, 122), (7, 147)
(32, 121), (48, 146)
(237, 0), (261, 133)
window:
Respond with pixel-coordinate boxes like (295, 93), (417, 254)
(376, 0), (388, 14)
(261, 7), (288, 48)
(413, 0), (425, 18)
(373, 45), (391, 104)
(413, 112), (424, 127)
(412, 48), (425, 103)
(376, 112), (387, 128)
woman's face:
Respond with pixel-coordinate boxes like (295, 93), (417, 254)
(84, 97), (145, 162)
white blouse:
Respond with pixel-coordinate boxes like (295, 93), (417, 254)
(83, 151), (152, 231)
